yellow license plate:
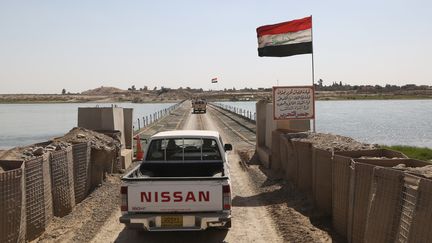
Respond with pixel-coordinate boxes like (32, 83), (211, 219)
(161, 216), (183, 228)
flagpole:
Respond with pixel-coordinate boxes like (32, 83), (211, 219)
(311, 15), (316, 133)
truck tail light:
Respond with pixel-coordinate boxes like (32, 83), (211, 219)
(223, 185), (231, 210)
(121, 186), (128, 212)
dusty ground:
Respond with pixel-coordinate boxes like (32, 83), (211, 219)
(36, 175), (121, 243)
(35, 101), (340, 243)
(205, 105), (336, 242)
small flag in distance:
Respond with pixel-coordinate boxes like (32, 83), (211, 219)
(211, 78), (218, 83)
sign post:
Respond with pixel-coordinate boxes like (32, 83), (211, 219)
(273, 86), (315, 131)
(257, 16), (316, 132)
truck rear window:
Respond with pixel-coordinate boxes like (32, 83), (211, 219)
(145, 138), (222, 161)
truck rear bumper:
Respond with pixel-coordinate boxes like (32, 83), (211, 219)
(120, 212), (231, 231)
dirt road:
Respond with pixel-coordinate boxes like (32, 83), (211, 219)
(37, 102), (335, 243)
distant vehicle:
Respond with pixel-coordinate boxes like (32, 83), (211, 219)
(120, 130), (233, 231)
(192, 99), (206, 113)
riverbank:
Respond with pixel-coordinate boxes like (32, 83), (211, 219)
(316, 91), (432, 100)
(383, 145), (432, 162)
(1, 89), (432, 104)
(0, 94), (184, 104)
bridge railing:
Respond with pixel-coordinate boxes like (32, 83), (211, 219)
(212, 103), (256, 123)
(133, 101), (184, 132)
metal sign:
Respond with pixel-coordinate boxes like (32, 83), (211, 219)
(273, 86), (315, 120)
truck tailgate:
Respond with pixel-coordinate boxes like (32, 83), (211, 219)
(127, 180), (223, 213)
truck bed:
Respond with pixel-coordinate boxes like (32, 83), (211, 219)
(123, 162), (227, 180)
(139, 162), (224, 177)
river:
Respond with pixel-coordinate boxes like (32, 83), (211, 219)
(0, 102), (175, 149)
(1, 100), (431, 149)
(217, 100), (432, 148)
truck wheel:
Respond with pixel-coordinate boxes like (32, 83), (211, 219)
(217, 220), (231, 230)
(225, 220), (232, 228)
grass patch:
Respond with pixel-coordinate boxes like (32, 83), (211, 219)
(382, 145), (432, 162)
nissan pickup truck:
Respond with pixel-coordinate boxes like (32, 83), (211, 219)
(192, 99), (206, 113)
(120, 130), (232, 231)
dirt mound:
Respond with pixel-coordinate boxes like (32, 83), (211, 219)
(0, 127), (119, 161)
(0, 141), (70, 161)
(157, 89), (192, 100)
(81, 86), (125, 95)
(291, 132), (376, 152)
(393, 164), (432, 179)
(54, 127), (120, 150)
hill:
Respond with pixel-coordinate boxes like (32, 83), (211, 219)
(81, 86), (125, 95)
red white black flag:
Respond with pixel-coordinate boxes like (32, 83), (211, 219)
(211, 78), (218, 83)
(257, 16), (312, 57)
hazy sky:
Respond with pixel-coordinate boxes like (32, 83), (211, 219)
(1, 0), (431, 93)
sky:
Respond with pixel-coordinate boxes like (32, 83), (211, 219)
(0, 0), (431, 94)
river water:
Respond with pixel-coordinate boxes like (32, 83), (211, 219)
(0, 102), (175, 149)
(218, 100), (432, 148)
(1, 100), (431, 149)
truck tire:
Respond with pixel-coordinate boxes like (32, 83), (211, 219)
(216, 219), (231, 230)
(224, 219), (231, 228)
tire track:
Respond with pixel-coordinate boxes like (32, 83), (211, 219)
(207, 106), (255, 146)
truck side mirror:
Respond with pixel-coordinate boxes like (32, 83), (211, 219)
(224, 144), (232, 151)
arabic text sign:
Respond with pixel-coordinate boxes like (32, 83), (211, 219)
(273, 86), (315, 120)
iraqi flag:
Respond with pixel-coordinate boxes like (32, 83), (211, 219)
(257, 16), (312, 57)
(211, 78), (218, 83)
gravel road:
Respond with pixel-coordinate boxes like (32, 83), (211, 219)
(36, 101), (337, 243)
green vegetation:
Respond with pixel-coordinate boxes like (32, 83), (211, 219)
(382, 145), (432, 162)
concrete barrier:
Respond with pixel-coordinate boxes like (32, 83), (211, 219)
(284, 138), (298, 184)
(256, 146), (271, 169)
(121, 149), (133, 169)
(271, 130), (284, 170)
(78, 107), (131, 149)
(123, 108), (133, 149)
(255, 100), (267, 152)
(280, 135), (289, 172)
(0, 160), (26, 243)
(255, 100), (310, 170)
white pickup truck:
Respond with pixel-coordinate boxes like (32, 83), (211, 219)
(120, 130), (232, 231)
